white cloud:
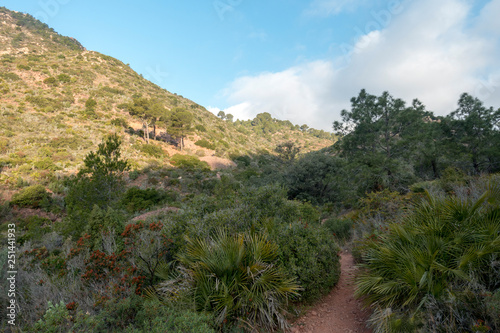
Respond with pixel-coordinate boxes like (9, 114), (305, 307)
(220, 0), (500, 131)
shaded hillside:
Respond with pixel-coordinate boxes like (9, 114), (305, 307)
(0, 7), (334, 189)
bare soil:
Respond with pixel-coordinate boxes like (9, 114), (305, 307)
(290, 251), (372, 333)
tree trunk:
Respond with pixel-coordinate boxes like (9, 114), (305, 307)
(153, 123), (157, 141)
(146, 122), (150, 144)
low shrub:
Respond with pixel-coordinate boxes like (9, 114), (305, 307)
(17, 216), (52, 245)
(323, 217), (353, 243)
(137, 144), (165, 158)
(10, 184), (51, 208)
(111, 118), (128, 128)
(194, 139), (215, 150)
(121, 187), (177, 213)
(43, 77), (58, 86)
(57, 74), (71, 83)
(169, 154), (210, 172)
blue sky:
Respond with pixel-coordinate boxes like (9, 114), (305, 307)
(1, 0), (499, 130)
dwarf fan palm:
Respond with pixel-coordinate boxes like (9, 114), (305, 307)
(156, 229), (300, 332)
(356, 184), (500, 332)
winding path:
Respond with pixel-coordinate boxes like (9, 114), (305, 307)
(290, 251), (372, 333)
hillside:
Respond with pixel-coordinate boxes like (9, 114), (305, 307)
(0, 7), (334, 190)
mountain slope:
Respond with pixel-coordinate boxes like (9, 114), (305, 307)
(0, 7), (334, 189)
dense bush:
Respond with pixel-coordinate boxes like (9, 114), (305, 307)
(169, 154), (210, 172)
(57, 74), (71, 83)
(323, 217), (353, 243)
(10, 184), (51, 208)
(274, 221), (341, 302)
(121, 187), (177, 213)
(137, 143), (166, 158)
(43, 77), (58, 86)
(285, 151), (351, 205)
(194, 139), (215, 150)
(17, 216), (52, 245)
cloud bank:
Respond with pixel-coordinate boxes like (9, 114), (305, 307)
(220, 0), (500, 131)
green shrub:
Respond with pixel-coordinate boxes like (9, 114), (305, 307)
(84, 205), (125, 250)
(323, 217), (353, 243)
(170, 154), (210, 172)
(17, 216), (52, 245)
(32, 301), (72, 333)
(10, 184), (50, 208)
(111, 118), (128, 128)
(85, 97), (97, 110)
(34, 157), (60, 171)
(121, 187), (177, 213)
(274, 221), (341, 303)
(194, 124), (207, 132)
(17, 64), (31, 70)
(0, 72), (21, 81)
(127, 299), (215, 333)
(128, 170), (140, 180)
(43, 77), (58, 86)
(57, 73), (71, 83)
(194, 139), (215, 150)
(137, 144), (165, 158)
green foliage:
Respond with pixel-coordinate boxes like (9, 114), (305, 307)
(10, 184), (50, 208)
(84, 205), (125, 250)
(121, 187), (177, 213)
(446, 93), (500, 174)
(323, 217), (353, 243)
(274, 221), (341, 303)
(355, 186), (500, 332)
(32, 301), (72, 333)
(43, 77), (58, 86)
(194, 124), (207, 132)
(85, 97), (97, 110)
(333, 89), (428, 192)
(285, 151), (350, 205)
(168, 108), (193, 149)
(26, 95), (63, 112)
(128, 170), (140, 180)
(194, 139), (215, 150)
(34, 157), (59, 171)
(275, 141), (300, 161)
(127, 299), (215, 333)
(64, 134), (129, 237)
(17, 216), (52, 245)
(0, 72), (21, 81)
(17, 64), (31, 70)
(56, 74), (71, 83)
(78, 134), (129, 177)
(136, 143), (166, 158)
(170, 154), (210, 172)
(167, 230), (300, 331)
(111, 117), (128, 128)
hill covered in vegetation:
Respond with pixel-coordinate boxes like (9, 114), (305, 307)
(0, 6), (333, 192)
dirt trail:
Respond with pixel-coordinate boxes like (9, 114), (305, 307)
(290, 251), (372, 333)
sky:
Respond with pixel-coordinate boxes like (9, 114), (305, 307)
(1, 0), (499, 131)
